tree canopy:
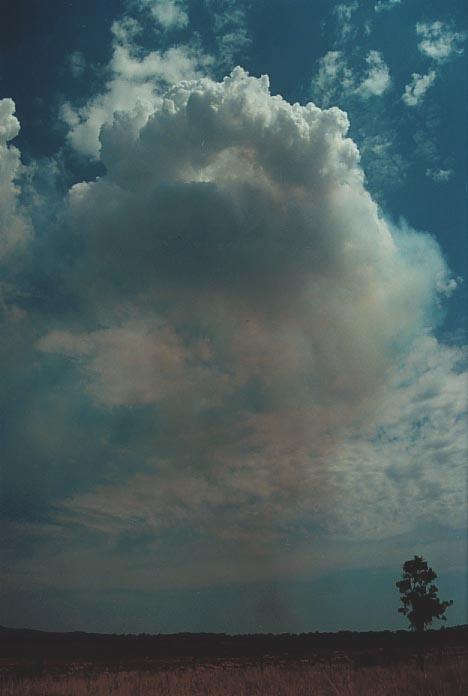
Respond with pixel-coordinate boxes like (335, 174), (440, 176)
(396, 555), (453, 632)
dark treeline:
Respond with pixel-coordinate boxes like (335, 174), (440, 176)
(1, 625), (466, 664)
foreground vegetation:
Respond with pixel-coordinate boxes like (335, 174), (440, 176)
(1, 659), (466, 696)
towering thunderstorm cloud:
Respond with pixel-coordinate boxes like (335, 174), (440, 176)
(40, 69), (463, 541)
(1, 67), (465, 592)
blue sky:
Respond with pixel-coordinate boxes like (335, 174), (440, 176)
(0, 0), (466, 633)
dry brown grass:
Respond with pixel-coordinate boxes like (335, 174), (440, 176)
(0, 659), (466, 696)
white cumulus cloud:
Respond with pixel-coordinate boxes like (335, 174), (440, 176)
(62, 15), (212, 157)
(0, 99), (32, 258)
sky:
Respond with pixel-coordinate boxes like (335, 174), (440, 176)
(0, 0), (467, 634)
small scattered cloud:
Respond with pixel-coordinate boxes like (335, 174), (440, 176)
(356, 50), (391, 97)
(68, 50), (86, 78)
(426, 168), (453, 183)
(359, 134), (409, 193)
(310, 51), (354, 106)
(402, 70), (436, 107)
(137, 0), (188, 30)
(417, 21), (466, 62)
(375, 0), (402, 13)
(311, 50), (390, 105)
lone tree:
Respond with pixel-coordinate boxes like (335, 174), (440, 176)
(396, 555), (453, 632)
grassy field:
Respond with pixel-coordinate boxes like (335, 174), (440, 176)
(0, 659), (466, 696)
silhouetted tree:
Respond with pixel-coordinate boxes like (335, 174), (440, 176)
(396, 556), (453, 633)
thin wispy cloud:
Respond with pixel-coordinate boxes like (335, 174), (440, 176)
(426, 167), (453, 183)
(333, 1), (359, 41)
(375, 0), (402, 13)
